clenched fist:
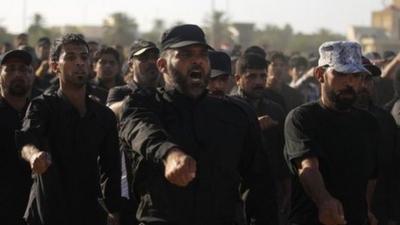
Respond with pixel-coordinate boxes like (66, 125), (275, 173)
(164, 148), (196, 187)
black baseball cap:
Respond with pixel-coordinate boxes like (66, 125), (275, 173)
(209, 51), (232, 78)
(0, 49), (32, 65)
(129, 39), (159, 59)
(362, 56), (381, 77)
(161, 24), (212, 51)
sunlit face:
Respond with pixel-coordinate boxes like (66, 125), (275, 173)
(0, 58), (34, 97)
(94, 53), (119, 81)
(130, 49), (160, 87)
(236, 68), (267, 99)
(208, 74), (230, 96)
(36, 43), (51, 61)
(321, 68), (364, 110)
(161, 44), (211, 98)
(53, 43), (90, 88)
(267, 58), (288, 88)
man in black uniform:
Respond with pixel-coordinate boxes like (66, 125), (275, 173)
(207, 50), (233, 96)
(107, 39), (160, 118)
(284, 41), (379, 225)
(119, 24), (272, 225)
(16, 34), (121, 225)
(0, 50), (34, 225)
(356, 57), (399, 225)
(231, 53), (288, 225)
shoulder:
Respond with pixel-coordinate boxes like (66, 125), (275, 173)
(287, 101), (320, 120)
(88, 99), (118, 126)
(205, 95), (258, 124)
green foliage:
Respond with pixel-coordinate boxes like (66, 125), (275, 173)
(102, 12), (138, 46)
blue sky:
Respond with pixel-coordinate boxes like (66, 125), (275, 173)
(0, 0), (385, 34)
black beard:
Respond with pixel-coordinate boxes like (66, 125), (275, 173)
(168, 64), (209, 98)
(8, 82), (30, 97)
(327, 87), (356, 110)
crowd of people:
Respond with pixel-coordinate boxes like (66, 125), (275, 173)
(1, 23), (399, 225)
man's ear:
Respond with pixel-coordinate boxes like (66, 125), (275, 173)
(314, 67), (325, 83)
(50, 60), (59, 74)
(157, 58), (167, 74)
(234, 74), (241, 86)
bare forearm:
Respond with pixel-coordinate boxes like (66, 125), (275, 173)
(367, 179), (377, 210)
(21, 144), (41, 162)
(108, 101), (124, 120)
(299, 166), (331, 205)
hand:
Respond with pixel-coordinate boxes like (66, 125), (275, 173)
(368, 210), (378, 225)
(107, 213), (120, 225)
(317, 196), (347, 225)
(164, 148), (196, 187)
(258, 115), (278, 130)
(30, 151), (51, 174)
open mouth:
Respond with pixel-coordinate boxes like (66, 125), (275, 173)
(189, 70), (203, 83)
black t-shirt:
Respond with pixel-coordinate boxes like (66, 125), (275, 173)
(0, 98), (32, 223)
(284, 101), (379, 225)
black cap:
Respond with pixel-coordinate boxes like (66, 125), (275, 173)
(37, 37), (51, 47)
(244, 45), (267, 59)
(362, 56), (381, 77)
(0, 49), (32, 65)
(161, 24), (212, 51)
(129, 39), (159, 59)
(209, 51), (232, 78)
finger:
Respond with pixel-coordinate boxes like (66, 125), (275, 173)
(335, 202), (346, 224)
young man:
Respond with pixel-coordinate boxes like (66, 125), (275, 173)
(232, 53), (288, 225)
(0, 49), (35, 225)
(16, 34), (121, 225)
(92, 46), (124, 91)
(284, 41), (379, 225)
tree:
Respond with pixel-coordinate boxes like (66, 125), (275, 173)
(27, 13), (52, 46)
(103, 12), (138, 46)
(203, 11), (233, 49)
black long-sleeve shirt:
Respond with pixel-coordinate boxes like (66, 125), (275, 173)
(16, 89), (121, 225)
(0, 98), (31, 225)
(119, 88), (274, 225)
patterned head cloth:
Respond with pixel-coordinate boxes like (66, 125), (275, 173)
(318, 41), (370, 75)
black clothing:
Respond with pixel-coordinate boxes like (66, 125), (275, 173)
(119, 88), (273, 225)
(266, 84), (304, 113)
(92, 76), (126, 92)
(107, 83), (138, 105)
(44, 78), (109, 105)
(373, 77), (394, 107)
(231, 89), (287, 225)
(16, 90), (121, 225)
(284, 101), (379, 225)
(263, 89), (287, 113)
(0, 98), (31, 225)
(367, 104), (400, 223)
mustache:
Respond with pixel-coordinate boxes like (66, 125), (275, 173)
(337, 87), (356, 95)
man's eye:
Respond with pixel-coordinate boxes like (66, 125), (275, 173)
(65, 55), (76, 61)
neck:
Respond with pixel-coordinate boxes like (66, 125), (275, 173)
(100, 77), (116, 90)
(320, 94), (350, 112)
(3, 94), (28, 112)
(60, 82), (87, 116)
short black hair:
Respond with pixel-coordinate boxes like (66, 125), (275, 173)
(268, 51), (288, 64)
(51, 33), (89, 61)
(289, 55), (308, 69)
(93, 46), (120, 64)
(37, 37), (51, 46)
(236, 53), (268, 75)
(244, 45), (266, 59)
